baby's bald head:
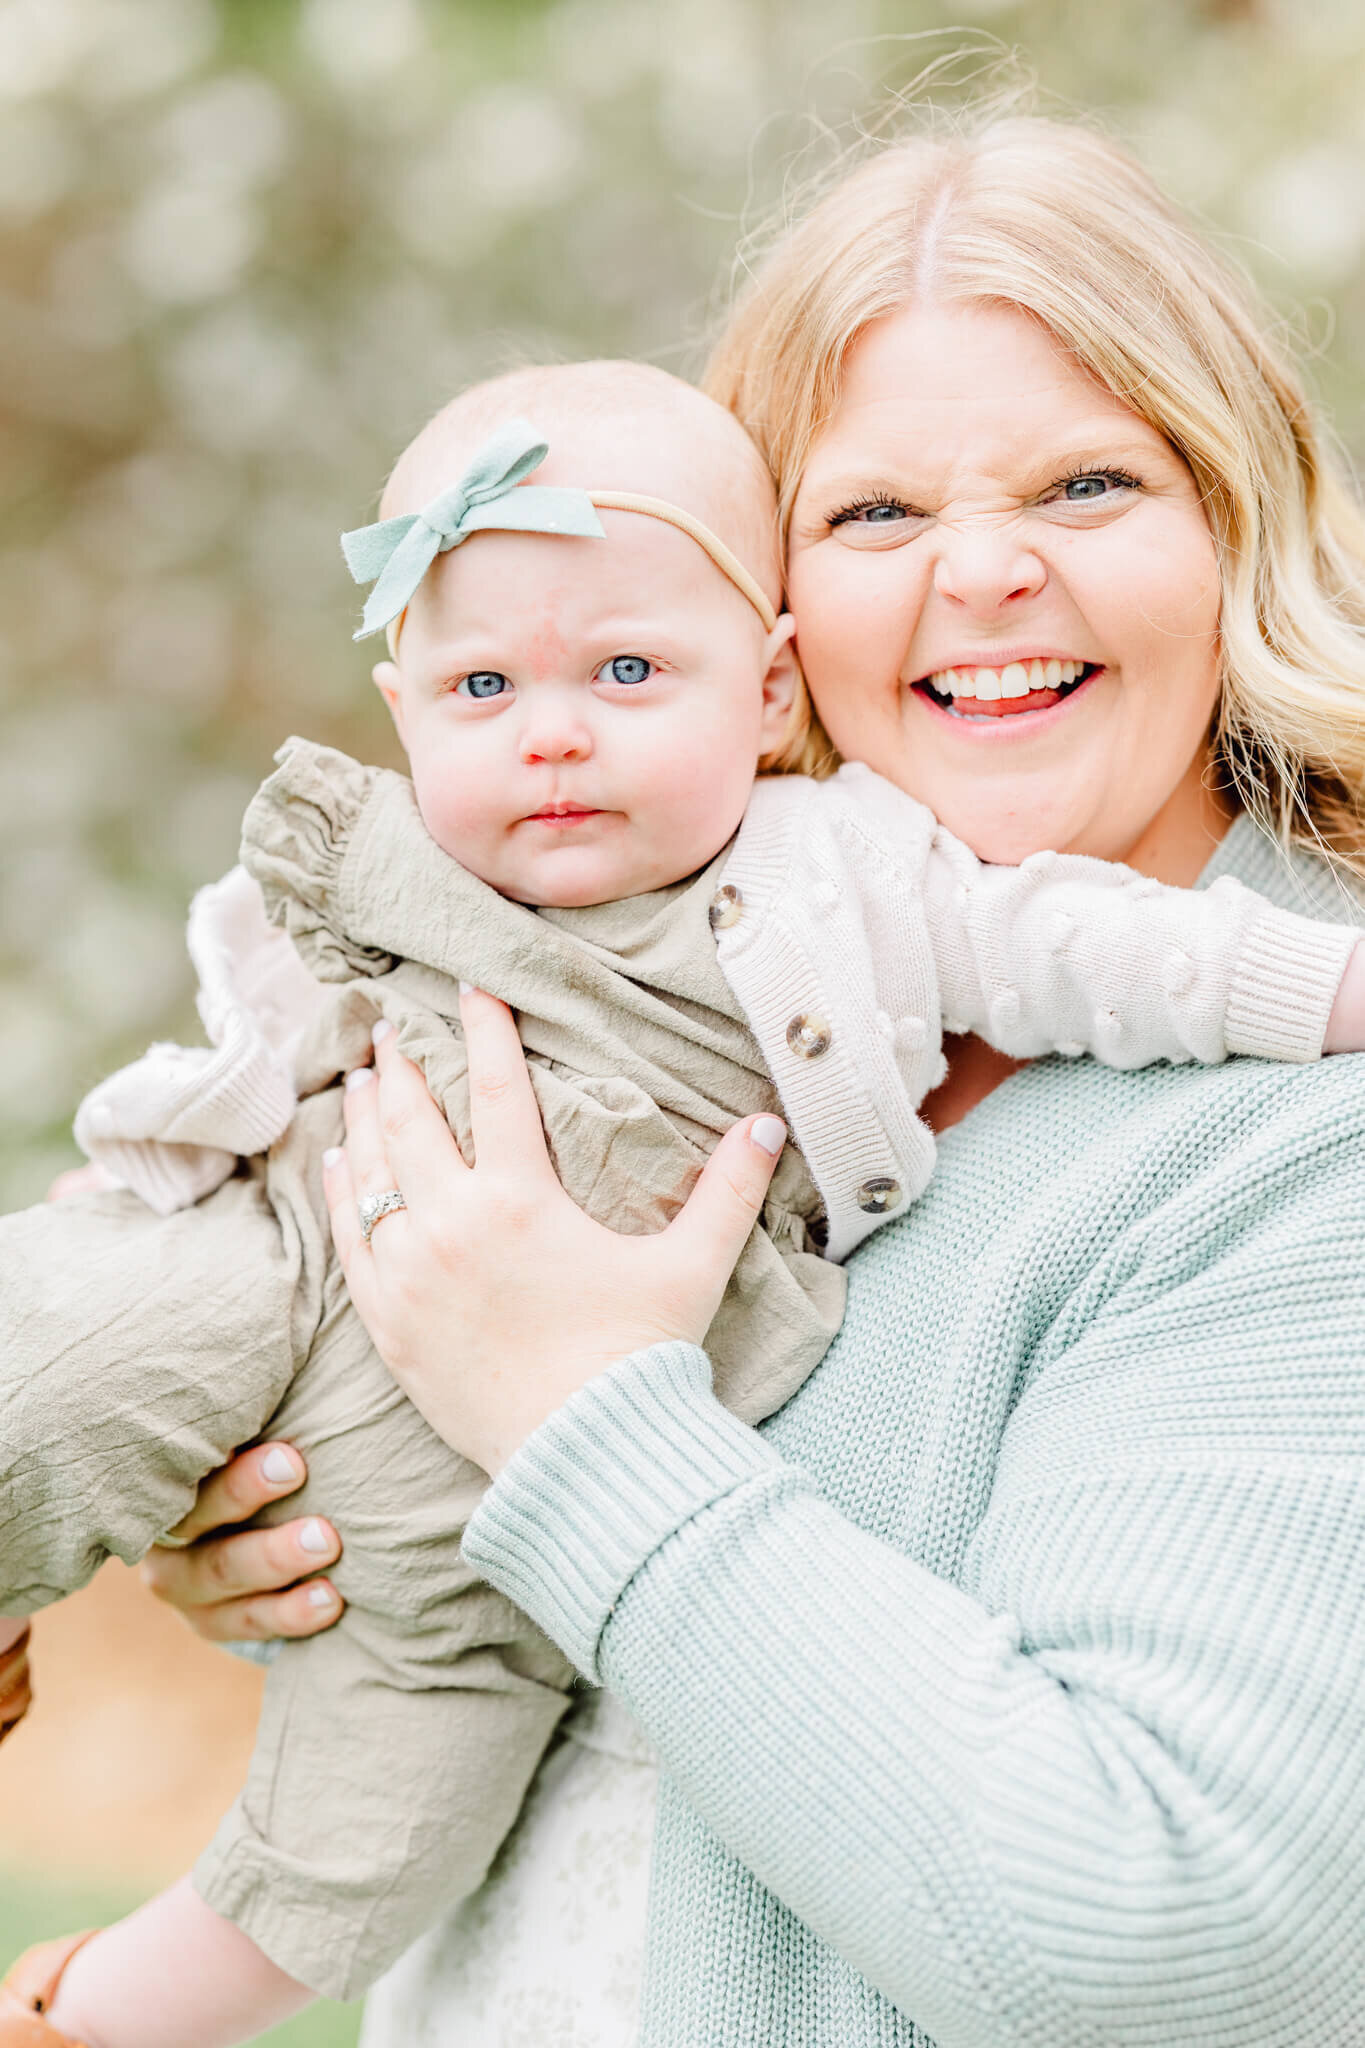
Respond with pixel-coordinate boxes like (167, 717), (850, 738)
(381, 360), (781, 612)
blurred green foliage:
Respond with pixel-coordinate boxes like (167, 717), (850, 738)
(0, 0), (1363, 1210)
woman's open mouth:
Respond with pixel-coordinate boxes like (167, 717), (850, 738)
(912, 657), (1102, 720)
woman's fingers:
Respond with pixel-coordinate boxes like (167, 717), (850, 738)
(368, 1022), (473, 1207)
(341, 1062), (397, 1199)
(166, 1578), (343, 1646)
(458, 985), (554, 1179)
(665, 1114), (787, 1309)
(161, 1442), (306, 1545)
(142, 1513), (342, 1609)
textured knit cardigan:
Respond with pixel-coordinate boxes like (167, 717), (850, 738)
(465, 815), (1365, 2048)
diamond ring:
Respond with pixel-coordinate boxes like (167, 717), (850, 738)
(358, 1188), (406, 1243)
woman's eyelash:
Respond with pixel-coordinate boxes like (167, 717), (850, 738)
(826, 468), (1144, 528)
(1055, 464), (1143, 494)
(826, 494), (919, 528)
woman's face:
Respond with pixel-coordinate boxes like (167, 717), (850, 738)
(786, 301), (1227, 876)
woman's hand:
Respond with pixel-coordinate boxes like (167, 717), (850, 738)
(0, 1626), (31, 1747)
(323, 989), (786, 1476)
(139, 1445), (343, 1645)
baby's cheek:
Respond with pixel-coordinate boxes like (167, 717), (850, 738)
(653, 729), (755, 853)
(410, 756), (494, 865)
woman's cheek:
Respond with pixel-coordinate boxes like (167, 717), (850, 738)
(791, 550), (911, 726)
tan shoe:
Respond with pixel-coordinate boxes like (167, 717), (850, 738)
(0, 1628), (31, 1748)
(0, 1931), (98, 2047)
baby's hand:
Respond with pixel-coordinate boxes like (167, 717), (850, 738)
(1323, 939), (1365, 1054)
(44, 1164), (120, 1203)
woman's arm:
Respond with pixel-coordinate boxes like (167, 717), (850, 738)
(331, 1014), (1365, 2047)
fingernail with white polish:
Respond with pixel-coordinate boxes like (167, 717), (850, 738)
(299, 1518), (330, 1554)
(345, 1068), (373, 1091)
(372, 1019), (393, 1044)
(322, 1147), (342, 1169)
(307, 1583), (336, 1608)
(458, 980), (475, 996)
(262, 1448), (298, 1485)
(751, 1116), (787, 1156)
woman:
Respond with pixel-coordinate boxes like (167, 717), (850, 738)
(145, 114), (1365, 2044)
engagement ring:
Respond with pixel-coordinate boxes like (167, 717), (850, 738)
(359, 1188), (406, 1243)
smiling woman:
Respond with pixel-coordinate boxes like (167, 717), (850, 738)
(784, 301), (1227, 868)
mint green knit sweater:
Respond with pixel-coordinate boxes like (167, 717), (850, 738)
(465, 818), (1365, 2048)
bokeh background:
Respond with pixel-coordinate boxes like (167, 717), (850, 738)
(1, 2), (1362, 2042)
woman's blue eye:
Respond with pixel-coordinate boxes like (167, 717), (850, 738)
(458, 671), (510, 699)
(604, 656), (653, 686)
(1059, 470), (1139, 502)
(832, 501), (909, 526)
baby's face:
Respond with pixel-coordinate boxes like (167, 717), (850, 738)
(377, 511), (795, 907)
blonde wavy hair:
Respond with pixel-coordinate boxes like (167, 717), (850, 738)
(705, 109), (1365, 875)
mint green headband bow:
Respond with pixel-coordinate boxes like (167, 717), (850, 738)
(341, 419), (606, 642)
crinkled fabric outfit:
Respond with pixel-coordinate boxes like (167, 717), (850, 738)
(0, 742), (840, 2004)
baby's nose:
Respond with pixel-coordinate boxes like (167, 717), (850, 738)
(518, 707), (594, 765)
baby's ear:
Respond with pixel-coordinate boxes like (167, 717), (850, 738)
(372, 661), (407, 743)
(757, 613), (802, 755)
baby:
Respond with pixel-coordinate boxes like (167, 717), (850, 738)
(3, 360), (1363, 2048)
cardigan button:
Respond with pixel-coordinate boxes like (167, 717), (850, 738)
(708, 884), (743, 931)
(856, 1176), (902, 1215)
(786, 1012), (832, 1058)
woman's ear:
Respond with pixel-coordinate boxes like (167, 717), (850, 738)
(757, 613), (802, 757)
(372, 661), (407, 746)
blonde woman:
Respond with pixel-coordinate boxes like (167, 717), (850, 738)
(145, 113), (1365, 2046)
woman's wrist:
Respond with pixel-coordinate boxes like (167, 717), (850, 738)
(465, 1340), (786, 1680)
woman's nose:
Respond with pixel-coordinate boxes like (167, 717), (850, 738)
(931, 521), (1047, 613)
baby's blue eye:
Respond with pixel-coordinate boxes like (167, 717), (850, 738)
(603, 656), (653, 686)
(458, 671), (510, 699)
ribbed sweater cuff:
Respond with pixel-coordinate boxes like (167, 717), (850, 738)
(463, 1342), (783, 1680)
(1225, 904), (1360, 1061)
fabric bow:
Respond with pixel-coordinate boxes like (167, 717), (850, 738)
(341, 419), (606, 641)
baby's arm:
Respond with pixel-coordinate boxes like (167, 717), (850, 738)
(45, 1882), (310, 2048)
(1323, 934), (1365, 1049)
(919, 826), (1363, 1069)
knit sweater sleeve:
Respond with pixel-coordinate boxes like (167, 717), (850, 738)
(464, 1065), (1365, 2046)
(916, 817), (1360, 1066)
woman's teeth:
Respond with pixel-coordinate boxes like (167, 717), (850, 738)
(926, 658), (1087, 700)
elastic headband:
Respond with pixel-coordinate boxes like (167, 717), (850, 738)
(341, 418), (778, 647)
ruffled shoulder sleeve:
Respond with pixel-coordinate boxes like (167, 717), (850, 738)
(240, 736), (399, 982)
